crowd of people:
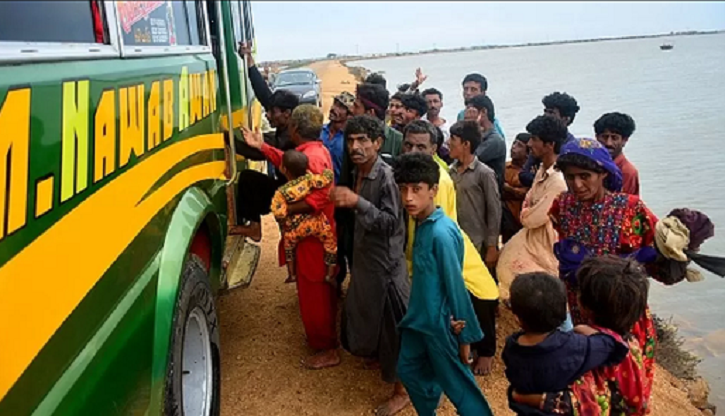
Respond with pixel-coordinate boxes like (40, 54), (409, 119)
(230, 43), (722, 416)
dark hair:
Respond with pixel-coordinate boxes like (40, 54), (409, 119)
(542, 92), (580, 124)
(421, 88), (443, 100)
(400, 93), (428, 118)
(462, 73), (488, 91)
(509, 272), (568, 333)
(526, 115), (567, 153)
(356, 83), (389, 121)
(449, 120), (482, 152)
(269, 89), (299, 112)
(556, 153), (608, 174)
(515, 132), (532, 144)
(468, 95), (495, 122)
(594, 112), (636, 138)
(433, 125), (445, 148)
(403, 120), (438, 145)
(391, 91), (404, 102)
(282, 150), (309, 178)
(397, 83), (412, 93)
(344, 114), (384, 143)
(365, 72), (387, 89)
(392, 152), (440, 187)
(577, 256), (649, 335)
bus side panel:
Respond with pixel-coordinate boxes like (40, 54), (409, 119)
(0, 55), (226, 414)
(147, 186), (221, 415)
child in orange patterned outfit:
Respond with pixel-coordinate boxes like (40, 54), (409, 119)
(271, 150), (337, 284)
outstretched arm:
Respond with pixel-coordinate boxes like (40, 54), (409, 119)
(238, 42), (273, 109)
(241, 127), (284, 167)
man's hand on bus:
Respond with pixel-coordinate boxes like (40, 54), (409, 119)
(241, 126), (263, 149)
(238, 42), (255, 68)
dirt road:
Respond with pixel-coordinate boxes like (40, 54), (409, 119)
(217, 216), (701, 416)
(217, 60), (702, 416)
(217, 216), (514, 416)
(308, 60), (359, 121)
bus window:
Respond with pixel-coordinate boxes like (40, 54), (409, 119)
(230, 1), (243, 44)
(167, 1), (201, 46)
(0, 1), (119, 63)
(117, 0), (211, 56)
(0, 1), (101, 44)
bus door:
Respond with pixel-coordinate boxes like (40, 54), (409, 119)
(205, 0), (261, 288)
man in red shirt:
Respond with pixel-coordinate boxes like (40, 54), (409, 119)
(242, 105), (340, 369)
(594, 112), (640, 195)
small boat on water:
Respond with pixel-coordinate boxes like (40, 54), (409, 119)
(660, 43), (674, 50)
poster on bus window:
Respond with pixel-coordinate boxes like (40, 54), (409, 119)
(117, 1), (178, 46)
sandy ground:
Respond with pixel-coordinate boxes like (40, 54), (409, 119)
(307, 60), (359, 122)
(217, 60), (703, 415)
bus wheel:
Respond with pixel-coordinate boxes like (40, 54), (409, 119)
(165, 255), (221, 416)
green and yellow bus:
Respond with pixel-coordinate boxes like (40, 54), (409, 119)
(0, 1), (265, 415)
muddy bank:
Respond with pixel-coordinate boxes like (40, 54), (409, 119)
(218, 216), (709, 415)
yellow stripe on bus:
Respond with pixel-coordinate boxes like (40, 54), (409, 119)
(0, 134), (226, 401)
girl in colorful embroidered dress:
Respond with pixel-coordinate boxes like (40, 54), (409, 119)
(511, 256), (652, 416)
(548, 138), (666, 409)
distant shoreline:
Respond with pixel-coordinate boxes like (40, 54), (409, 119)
(261, 30), (724, 69)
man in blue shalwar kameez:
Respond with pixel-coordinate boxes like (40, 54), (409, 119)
(392, 153), (493, 416)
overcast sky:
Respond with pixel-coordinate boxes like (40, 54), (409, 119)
(249, 1), (725, 62)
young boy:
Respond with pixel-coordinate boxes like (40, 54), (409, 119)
(448, 120), (501, 269)
(502, 271), (630, 415)
(393, 152), (493, 416)
(271, 150), (336, 284)
(448, 120), (502, 374)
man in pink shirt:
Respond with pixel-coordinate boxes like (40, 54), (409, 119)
(242, 105), (340, 369)
(594, 112), (640, 196)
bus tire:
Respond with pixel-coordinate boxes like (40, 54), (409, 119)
(164, 255), (221, 416)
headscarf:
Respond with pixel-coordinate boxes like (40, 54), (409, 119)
(668, 208), (715, 251)
(333, 91), (355, 114)
(558, 137), (623, 192)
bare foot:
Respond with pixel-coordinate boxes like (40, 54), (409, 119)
(228, 222), (262, 242)
(375, 387), (410, 416)
(473, 355), (494, 376)
(301, 349), (340, 370)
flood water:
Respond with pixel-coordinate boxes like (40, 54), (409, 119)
(351, 33), (725, 408)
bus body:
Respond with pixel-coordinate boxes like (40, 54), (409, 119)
(0, 1), (261, 414)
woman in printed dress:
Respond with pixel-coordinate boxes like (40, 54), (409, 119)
(547, 137), (669, 412)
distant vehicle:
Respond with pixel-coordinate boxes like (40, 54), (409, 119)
(272, 68), (322, 107)
(660, 43), (674, 50)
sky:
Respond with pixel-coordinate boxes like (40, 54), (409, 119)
(249, 1), (725, 62)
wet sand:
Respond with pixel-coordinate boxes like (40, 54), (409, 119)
(216, 60), (704, 416)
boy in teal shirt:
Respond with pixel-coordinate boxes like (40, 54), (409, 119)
(392, 153), (493, 416)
